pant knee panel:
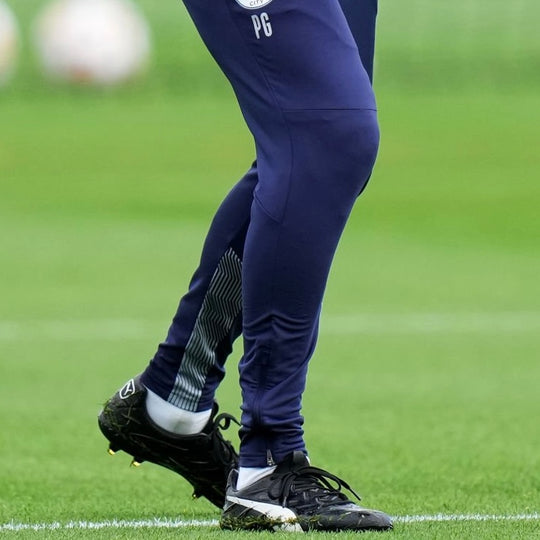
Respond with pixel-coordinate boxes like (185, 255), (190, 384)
(254, 108), (379, 223)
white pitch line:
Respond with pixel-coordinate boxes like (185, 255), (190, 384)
(0, 312), (539, 342)
(2, 514), (540, 532)
(0, 518), (219, 532)
(396, 513), (540, 523)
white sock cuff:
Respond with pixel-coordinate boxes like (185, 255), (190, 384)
(236, 466), (276, 490)
(145, 388), (211, 435)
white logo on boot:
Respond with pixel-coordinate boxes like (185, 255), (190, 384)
(119, 379), (136, 399)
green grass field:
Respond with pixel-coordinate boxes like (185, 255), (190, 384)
(1, 1), (540, 538)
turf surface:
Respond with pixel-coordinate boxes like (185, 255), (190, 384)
(1, 1), (539, 538)
(1, 90), (539, 538)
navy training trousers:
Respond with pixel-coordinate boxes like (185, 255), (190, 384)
(142, 0), (379, 467)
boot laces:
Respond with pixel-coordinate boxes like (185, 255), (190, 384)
(268, 463), (362, 508)
(210, 412), (240, 465)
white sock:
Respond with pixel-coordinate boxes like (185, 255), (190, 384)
(236, 466), (276, 490)
(145, 388), (211, 435)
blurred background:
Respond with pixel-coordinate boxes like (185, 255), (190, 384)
(2, 0), (540, 92)
(1, 0), (539, 530)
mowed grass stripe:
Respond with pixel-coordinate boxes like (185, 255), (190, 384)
(1, 312), (539, 341)
(3, 514), (540, 532)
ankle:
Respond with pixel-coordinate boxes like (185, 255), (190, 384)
(145, 388), (211, 435)
(236, 466), (276, 490)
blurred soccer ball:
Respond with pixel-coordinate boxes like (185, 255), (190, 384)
(34, 0), (151, 86)
(0, 0), (18, 86)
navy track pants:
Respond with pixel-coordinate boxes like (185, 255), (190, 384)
(142, 0), (379, 467)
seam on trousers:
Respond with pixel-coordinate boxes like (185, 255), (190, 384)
(282, 107), (378, 113)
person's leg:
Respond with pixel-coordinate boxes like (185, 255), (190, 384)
(98, 168), (259, 510)
(182, 0), (377, 468)
(141, 165), (257, 411)
(143, 0), (379, 422)
(98, 0), (384, 517)
(177, 0), (389, 530)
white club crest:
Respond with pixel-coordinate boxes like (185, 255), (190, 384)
(235, 0), (273, 9)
